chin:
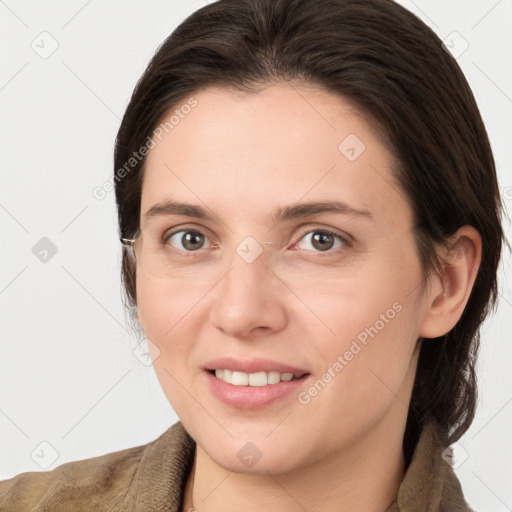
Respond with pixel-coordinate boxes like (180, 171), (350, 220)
(194, 427), (307, 475)
(214, 444), (301, 475)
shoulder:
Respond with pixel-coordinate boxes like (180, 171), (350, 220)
(0, 421), (195, 512)
(0, 440), (146, 511)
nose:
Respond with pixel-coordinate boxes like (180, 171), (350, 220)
(209, 243), (288, 339)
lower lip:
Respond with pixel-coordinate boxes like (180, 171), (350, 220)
(204, 370), (311, 409)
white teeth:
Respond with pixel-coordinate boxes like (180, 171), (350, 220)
(213, 369), (301, 386)
(267, 371), (281, 385)
(232, 371), (249, 385)
(248, 371), (267, 386)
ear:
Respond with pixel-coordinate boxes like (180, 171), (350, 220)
(419, 225), (482, 339)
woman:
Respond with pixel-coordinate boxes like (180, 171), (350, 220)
(0, 0), (504, 510)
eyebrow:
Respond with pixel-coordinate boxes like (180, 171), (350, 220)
(145, 199), (373, 224)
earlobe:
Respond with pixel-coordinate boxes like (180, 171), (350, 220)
(419, 226), (482, 339)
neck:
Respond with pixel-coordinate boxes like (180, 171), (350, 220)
(182, 410), (407, 512)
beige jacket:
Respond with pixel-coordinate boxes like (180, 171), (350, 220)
(0, 420), (475, 511)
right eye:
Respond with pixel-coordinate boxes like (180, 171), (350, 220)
(164, 229), (216, 254)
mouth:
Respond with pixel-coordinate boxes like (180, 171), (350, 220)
(204, 368), (312, 409)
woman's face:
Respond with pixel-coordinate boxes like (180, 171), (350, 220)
(137, 82), (429, 473)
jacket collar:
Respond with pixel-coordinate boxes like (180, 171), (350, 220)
(385, 420), (472, 511)
(134, 420), (472, 511)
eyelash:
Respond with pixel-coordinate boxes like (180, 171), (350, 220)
(162, 226), (352, 258)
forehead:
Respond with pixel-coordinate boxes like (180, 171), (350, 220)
(141, 83), (412, 230)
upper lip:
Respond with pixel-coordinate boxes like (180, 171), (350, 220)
(204, 357), (310, 375)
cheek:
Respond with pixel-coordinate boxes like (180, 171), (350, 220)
(136, 273), (202, 339)
(292, 285), (420, 448)
(136, 276), (207, 414)
(136, 279), (169, 341)
(295, 245), (423, 391)
(296, 254), (420, 348)
(297, 279), (418, 395)
(135, 275), (205, 385)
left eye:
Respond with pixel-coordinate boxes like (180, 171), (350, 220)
(294, 229), (347, 253)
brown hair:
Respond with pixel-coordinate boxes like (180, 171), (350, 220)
(114, 0), (504, 463)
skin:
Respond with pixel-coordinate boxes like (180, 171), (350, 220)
(135, 82), (481, 512)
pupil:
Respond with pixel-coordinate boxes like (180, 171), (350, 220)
(312, 232), (333, 251)
(183, 231), (203, 250)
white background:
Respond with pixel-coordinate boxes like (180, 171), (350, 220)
(0, 1), (511, 510)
